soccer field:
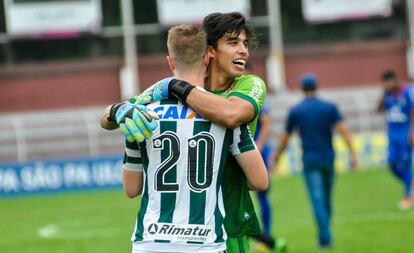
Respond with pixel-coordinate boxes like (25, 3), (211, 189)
(1, 169), (412, 253)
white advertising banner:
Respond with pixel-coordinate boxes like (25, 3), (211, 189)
(4, 0), (102, 37)
(302, 0), (392, 23)
(156, 0), (250, 25)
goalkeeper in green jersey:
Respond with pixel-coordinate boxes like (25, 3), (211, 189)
(122, 24), (268, 253)
(101, 12), (286, 253)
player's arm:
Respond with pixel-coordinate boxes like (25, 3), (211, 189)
(186, 77), (266, 128)
(335, 121), (358, 169)
(376, 92), (386, 113)
(231, 125), (268, 191)
(106, 78), (255, 128)
(111, 76), (265, 135)
(333, 104), (358, 169)
(234, 149), (268, 191)
(100, 89), (241, 131)
(100, 104), (119, 130)
(273, 132), (291, 165)
(123, 169), (143, 198)
(377, 80), (392, 113)
(274, 109), (295, 166)
(122, 141), (144, 198)
(186, 91), (255, 128)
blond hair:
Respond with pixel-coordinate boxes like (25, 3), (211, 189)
(167, 24), (207, 71)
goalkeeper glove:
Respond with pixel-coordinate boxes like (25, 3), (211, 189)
(130, 77), (195, 105)
(109, 103), (158, 143)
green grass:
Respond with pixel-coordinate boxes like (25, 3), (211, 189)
(1, 169), (412, 253)
(251, 168), (414, 253)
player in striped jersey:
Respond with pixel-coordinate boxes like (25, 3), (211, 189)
(101, 12), (286, 253)
(121, 25), (268, 253)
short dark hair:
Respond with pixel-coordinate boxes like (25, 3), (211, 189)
(202, 12), (258, 49)
(382, 70), (396, 81)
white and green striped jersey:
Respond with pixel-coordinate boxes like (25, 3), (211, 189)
(124, 98), (256, 253)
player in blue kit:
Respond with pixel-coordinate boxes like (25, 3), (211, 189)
(377, 70), (413, 210)
(274, 73), (357, 248)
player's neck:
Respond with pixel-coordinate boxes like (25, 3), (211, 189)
(304, 91), (316, 97)
(206, 71), (233, 91)
(175, 72), (205, 88)
(391, 85), (402, 95)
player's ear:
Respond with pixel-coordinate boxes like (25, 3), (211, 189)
(203, 51), (210, 68)
(207, 46), (215, 59)
(167, 56), (176, 72)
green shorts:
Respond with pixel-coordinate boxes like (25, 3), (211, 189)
(226, 235), (249, 253)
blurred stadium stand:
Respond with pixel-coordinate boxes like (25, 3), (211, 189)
(0, 86), (383, 163)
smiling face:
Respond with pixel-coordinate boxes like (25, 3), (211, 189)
(209, 30), (249, 79)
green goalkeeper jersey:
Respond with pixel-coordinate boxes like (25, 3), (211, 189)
(211, 74), (267, 237)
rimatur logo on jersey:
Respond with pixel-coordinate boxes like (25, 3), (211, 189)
(148, 223), (159, 234)
(145, 223), (214, 243)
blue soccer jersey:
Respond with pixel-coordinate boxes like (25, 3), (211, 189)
(383, 85), (414, 141)
(285, 97), (342, 165)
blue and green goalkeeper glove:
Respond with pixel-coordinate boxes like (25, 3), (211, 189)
(129, 77), (173, 105)
(129, 77), (196, 105)
(109, 77), (194, 142)
(109, 103), (158, 143)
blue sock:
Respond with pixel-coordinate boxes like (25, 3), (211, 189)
(401, 165), (413, 198)
(391, 162), (413, 198)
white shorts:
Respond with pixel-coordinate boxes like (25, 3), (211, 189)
(133, 250), (225, 253)
(132, 241), (226, 253)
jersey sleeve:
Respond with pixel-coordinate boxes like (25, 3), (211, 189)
(331, 103), (343, 124)
(285, 109), (296, 133)
(230, 124), (257, 156)
(123, 140), (143, 172)
(227, 75), (267, 118)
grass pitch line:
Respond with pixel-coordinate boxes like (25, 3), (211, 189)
(38, 224), (59, 238)
(37, 224), (95, 239)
